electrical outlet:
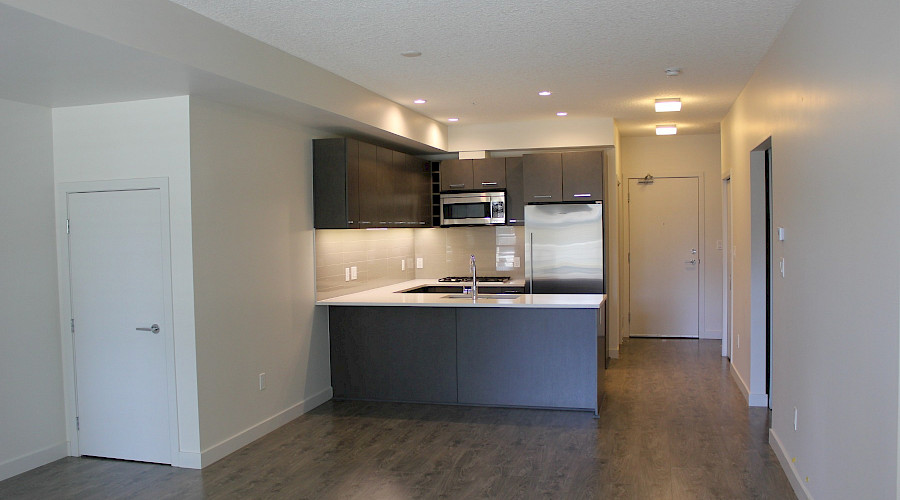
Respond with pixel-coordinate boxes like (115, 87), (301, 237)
(350, 266), (358, 280)
(794, 407), (798, 431)
(259, 373), (266, 391)
(514, 257), (521, 268)
(416, 257), (424, 269)
(737, 334), (740, 349)
(401, 260), (406, 271)
(780, 258), (785, 278)
(344, 268), (350, 282)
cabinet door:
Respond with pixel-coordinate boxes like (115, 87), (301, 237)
(440, 159), (474, 191)
(329, 306), (457, 403)
(313, 138), (351, 228)
(562, 151), (604, 202)
(358, 141), (378, 227)
(523, 153), (562, 202)
(376, 146), (396, 226)
(505, 157), (524, 225)
(473, 158), (506, 189)
(412, 156), (433, 226)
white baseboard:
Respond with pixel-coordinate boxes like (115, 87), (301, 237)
(199, 386), (333, 468)
(608, 348), (619, 359)
(0, 441), (68, 482)
(769, 428), (812, 499)
(729, 362), (768, 407)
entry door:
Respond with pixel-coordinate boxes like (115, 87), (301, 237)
(68, 188), (171, 464)
(628, 177), (700, 337)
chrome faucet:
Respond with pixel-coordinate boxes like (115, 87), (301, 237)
(470, 254), (478, 300)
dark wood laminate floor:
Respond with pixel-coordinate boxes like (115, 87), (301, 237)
(0, 339), (796, 499)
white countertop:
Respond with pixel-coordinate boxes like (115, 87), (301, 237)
(316, 279), (606, 309)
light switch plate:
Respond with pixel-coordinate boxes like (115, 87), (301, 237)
(514, 257), (521, 268)
(350, 266), (358, 280)
(416, 257), (424, 269)
(344, 268), (350, 281)
(777, 227), (785, 241)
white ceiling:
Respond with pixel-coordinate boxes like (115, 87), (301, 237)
(168, 0), (801, 136)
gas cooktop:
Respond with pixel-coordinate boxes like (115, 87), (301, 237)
(438, 276), (510, 283)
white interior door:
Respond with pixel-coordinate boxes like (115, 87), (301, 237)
(628, 177), (700, 337)
(68, 188), (171, 464)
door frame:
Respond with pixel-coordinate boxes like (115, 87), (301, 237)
(722, 176), (733, 358)
(55, 177), (179, 461)
(623, 172), (706, 338)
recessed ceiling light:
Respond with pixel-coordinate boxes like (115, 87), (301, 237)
(556, 112), (568, 116)
(538, 91), (552, 96)
(655, 98), (682, 112)
(448, 118), (459, 122)
(401, 51), (422, 58)
(656, 124), (677, 135)
(413, 99), (427, 104)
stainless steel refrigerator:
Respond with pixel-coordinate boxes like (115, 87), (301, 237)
(525, 203), (604, 294)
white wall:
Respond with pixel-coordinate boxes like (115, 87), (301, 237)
(52, 96), (201, 466)
(722, 0), (900, 497)
(0, 98), (67, 480)
(448, 117), (614, 152)
(619, 134), (724, 339)
(188, 98), (331, 465)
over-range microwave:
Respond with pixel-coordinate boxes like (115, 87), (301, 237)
(440, 192), (506, 226)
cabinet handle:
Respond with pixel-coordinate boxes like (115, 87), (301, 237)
(449, 183), (465, 188)
(360, 221), (371, 225)
(573, 193), (592, 198)
(533, 195), (552, 198)
(481, 182), (498, 186)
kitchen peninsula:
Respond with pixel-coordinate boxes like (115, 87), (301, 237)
(317, 280), (606, 414)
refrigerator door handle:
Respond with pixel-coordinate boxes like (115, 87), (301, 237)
(529, 233), (534, 294)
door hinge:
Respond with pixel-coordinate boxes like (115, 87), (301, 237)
(70, 319), (75, 333)
(76, 417), (79, 430)
(628, 312), (631, 322)
(628, 253), (630, 264)
(66, 219), (70, 234)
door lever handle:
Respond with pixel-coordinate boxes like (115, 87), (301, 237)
(685, 259), (698, 265)
(136, 324), (160, 334)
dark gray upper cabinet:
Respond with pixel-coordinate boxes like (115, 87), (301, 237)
(522, 151), (604, 204)
(440, 159), (474, 191)
(505, 157), (524, 225)
(440, 158), (507, 191)
(357, 141), (378, 227)
(313, 137), (359, 228)
(313, 138), (431, 229)
(523, 153), (563, 202)
(562, 151), (604, 202)
(473, 158), (507, 189)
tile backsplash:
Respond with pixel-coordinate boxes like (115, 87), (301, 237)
(315, 226), (525, 299)
(315, 229), (416, 300)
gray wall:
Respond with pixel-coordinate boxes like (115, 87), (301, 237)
(0, 98), (66, 480)
(722, 0), (900, 496)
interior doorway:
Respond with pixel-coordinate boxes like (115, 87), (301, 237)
(748, 138), (774, 408)
(59, 179), (178, 464)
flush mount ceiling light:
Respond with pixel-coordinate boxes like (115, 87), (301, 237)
(538, 91), (552, 96)
(655, 98), (682, 112)
(448, 118), (459, 122)
(401, 51), (422, 57)
(556, 112), (568, 116)
(656, 124), (677, 135)
(665, 67), (681, 76)
(413, 99), (427, 104)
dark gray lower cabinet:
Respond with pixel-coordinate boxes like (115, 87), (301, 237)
(457, 308), (599, 410)
(328, 305), (604, 411)
(329, 306), (457, 403)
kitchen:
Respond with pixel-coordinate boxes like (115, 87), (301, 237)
(313, 140), (609, 412)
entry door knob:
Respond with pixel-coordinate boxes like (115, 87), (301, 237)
(136, 324), (160, 334)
